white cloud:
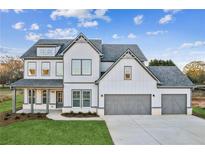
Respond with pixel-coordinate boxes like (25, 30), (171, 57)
(127, 33), (137, 39)
(163, 9), (182, 14)
(14, 9), (24, 14)
(25, 32), (42, 42)
(12, 22), (25, 30)
(45, 28), (78, 39)
(112, 34), (123, 39)
(30, 23), (40, 30)
(78, 20), (98, 28)
(47, 24), (53, 28)
(50, 9), (91, 20)
(179, 41), (205, 49)
(146, 30), (168, 36)
(94, 9), (111, 22)
(159, 14), (173, 24)
(134, 15), (143, 25)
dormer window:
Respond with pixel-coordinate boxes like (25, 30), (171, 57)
(124, 66), (132, 80)
(37, 46), (60, 56)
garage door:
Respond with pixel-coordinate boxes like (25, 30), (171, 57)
(162, 94), (187, 114)
(105, 94), (151, 115)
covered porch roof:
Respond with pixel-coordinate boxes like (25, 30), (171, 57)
(10, 79), (63, 89)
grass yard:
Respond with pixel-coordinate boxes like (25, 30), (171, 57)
(193, 107), (205, 119)
(0, 95), (23, 113)
(0, 120), (113, 145)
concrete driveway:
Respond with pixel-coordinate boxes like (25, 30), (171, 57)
(103, 115), (205, 145)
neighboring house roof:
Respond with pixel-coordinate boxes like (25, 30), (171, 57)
(10, 79), (63, 88)
(21, 33), (147, 62)
(101, 44), (147, 62)
(96, 48), (160, 83)
(148, 66), (194, 87)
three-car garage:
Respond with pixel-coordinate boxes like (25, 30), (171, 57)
(104, 94), (188, 115)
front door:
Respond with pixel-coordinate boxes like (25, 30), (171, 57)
(56, 91), (63, 108)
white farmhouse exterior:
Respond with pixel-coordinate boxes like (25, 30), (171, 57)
(11, 33), (194, 116)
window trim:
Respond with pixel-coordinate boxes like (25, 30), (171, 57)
(27, 62), (37, 76)
(124, 66), (132, 80)
(71, 59), (92, 76)
(56, 91), (63, 103)
(41, 62), (51, 76)
(71, 89), (92, 108)
(56, 62), (63, 77)
(41, 90), (48, 104)
(28, 89), (36, 104)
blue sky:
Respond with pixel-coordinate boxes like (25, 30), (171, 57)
(0, 9), (205, 69)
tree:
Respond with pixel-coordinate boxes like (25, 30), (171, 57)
(149, 59), (176, 66)
(183, 61), (205, 84)
(0, 56), (23, 87)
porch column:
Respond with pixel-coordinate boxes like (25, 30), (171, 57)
(12, 88), (16, 113)
(46, 89), (49, 113)
(31, 89), (34, 113)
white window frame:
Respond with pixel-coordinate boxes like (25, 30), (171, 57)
(71, 59), (92, 76)
(27, 62), (37, 76)
(41, 62), (50, 76)
(124, 66), (132, 80)
(56, 62), (63, 76)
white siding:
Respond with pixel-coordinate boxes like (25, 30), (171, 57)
(100, 62), (114, 72)
(24, 60), (63, 79)
(63, 83), (98, 112)
(98, 54), (191, 112)
(63, 41), (100, 82)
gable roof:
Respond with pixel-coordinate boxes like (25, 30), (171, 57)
(96, 48), (160, 83)
(101, 44), (147, 62)
(20, 33), (148, 62)
(148, 66), (194, 87)
(60, 33), (103, 56)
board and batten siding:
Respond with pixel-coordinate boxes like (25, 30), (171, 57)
(24, 60), (63, 79)
(98, 54), (191, 115)
(63, 41), (100, 83)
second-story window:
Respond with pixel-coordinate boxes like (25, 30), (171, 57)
(28, 62), (36, 76)
(124, 66), (132, 80)
(56, 62), (63, 76)
(72, 59), (91, 76)
(42, 62), (50, 76)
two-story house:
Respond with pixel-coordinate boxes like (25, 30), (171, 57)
(11, 33), (194, 116)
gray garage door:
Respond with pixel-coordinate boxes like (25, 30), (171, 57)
(162, 94), (187, 114)
(105, 94), (151, 115)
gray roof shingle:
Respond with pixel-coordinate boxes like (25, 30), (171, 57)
(21, 39), (147, 62)
(148, 66), (194, 87)
(11, 79), (63, 88)
(101, 44), (147, 62)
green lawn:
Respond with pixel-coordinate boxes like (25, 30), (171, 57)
(0, 120), (113, 145)
(0, 95), (23, 113)
(193, 107), (205, 119)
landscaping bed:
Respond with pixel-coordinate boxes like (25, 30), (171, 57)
(0, 112), (48, 126)
(192, 107), (205, 119)
(61, 112), (99, 118)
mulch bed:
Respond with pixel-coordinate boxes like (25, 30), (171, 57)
(0, 112), (48, 126)
(61, 112), (99, 118)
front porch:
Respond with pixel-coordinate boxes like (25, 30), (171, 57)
(10, 79), (64, 113)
